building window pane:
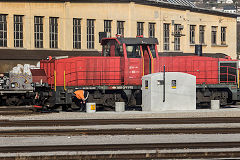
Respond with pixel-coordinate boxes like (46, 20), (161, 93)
(0, 14), (7, 47)
(117, 21), (124, 37)
(221, 27), (226, 45)
(34, 16), (43, 48)
(199, 25), (205, 44)
(87, 19), (94, 49)
(137, 22), (144, 36)
(211, 26), (217, 45)
(174, 24), (181, 51)
(149, 23), (155, 38)
(14, 15), (23, 48)
(163, 23), (170, 51)
(104, 20), (111, 37)
(49, 17), (58, 48)
(190, 25), (195, 44)
(73, 18), (81, 49)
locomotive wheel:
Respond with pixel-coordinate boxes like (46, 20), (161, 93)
(104, 98), (115, 107)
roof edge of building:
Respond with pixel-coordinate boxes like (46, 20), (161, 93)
(1, 0), (238, 18)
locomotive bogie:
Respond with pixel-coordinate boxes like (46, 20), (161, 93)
(88, 90), (124, 107)
(0, 92), (34, 106)
(196, 88), (229, 106)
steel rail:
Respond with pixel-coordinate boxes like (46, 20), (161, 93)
(1, 142), (240, 153)
(0, 106), (37, 115)
(2, 127), (240, 136)
(0, 112), (36, 116)
(0, 105), (34, 110)
(1, 117), (240, 127)
(3, 151), (240, 159)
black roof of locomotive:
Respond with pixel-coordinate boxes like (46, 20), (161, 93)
(101, 37), (159, 45)
(0, 48), (228, 60)
(118, 37), (159, 45)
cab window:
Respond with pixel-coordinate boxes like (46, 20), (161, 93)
(103, 43), (110, 57)
(103, 41), (123, 57)
(115, 44), (123, 57)
(126, 45), (141, 58)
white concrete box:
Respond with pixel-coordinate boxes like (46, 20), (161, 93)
(142, 72), (196, 111)
(115, 102), (125, 112)
(86, 103), (96, 113)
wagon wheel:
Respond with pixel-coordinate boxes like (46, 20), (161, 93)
(6, 97), (20, 106)
(16, 96), (25, 106)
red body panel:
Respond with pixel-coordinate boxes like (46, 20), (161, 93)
(125, 58), (142, 85)
(158, 56), (237, 84)
(40, 54), (238, 87)
(41, 57), (123, 87)
(40, 57), (157, 87)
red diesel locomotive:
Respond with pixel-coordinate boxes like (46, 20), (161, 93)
(37, 37), (158, 108)
(31, 36), (239, 110)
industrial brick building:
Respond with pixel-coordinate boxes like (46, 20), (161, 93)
(0, 0), (238, 58)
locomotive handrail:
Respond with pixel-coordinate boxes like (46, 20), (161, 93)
(220, 66), (237, 70)
(219, 73), (237, 83)
(219, 66), (237, 84)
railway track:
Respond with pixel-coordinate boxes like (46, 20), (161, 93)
(0, 106), (34, 115)
(0, 111), (38, 116)
(0, 106), (33, 111)
(0, 106), (49, 115)
(1, 142), (240, 159)
(1, 142), (240, 152)
(0, 111), (36, 116)
(1, 117), (240, 127)
(2, 127), (240, 136)
(2, 151), (240, 159)
(1, 117), (240, 159)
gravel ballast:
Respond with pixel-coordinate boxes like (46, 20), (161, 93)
(1, 108), (240, 120)
(1, 134), (240, 146)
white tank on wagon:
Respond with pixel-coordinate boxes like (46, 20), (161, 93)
(9, 64), (33, 90)
(142, 72), (196, 111)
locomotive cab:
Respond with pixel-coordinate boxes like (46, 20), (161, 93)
(37, 37), (160, 110)
(100, 37), (159, 107)
(101, 37), (159, 85)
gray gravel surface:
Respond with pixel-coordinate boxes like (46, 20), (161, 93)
(1, 108), (240, 120)
(1, 123), (240, 131)
(1, 134), (240, 146)
(1, 148), (240, 158)
(1, 106), (240, 158)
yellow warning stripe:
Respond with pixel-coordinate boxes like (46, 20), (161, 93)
(238, 69), (239, 88)
(54, 70), (56, 91)
(148, 47), (154, 73)
(64, 70), (66, 91)
(141, 47), (144, 76)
